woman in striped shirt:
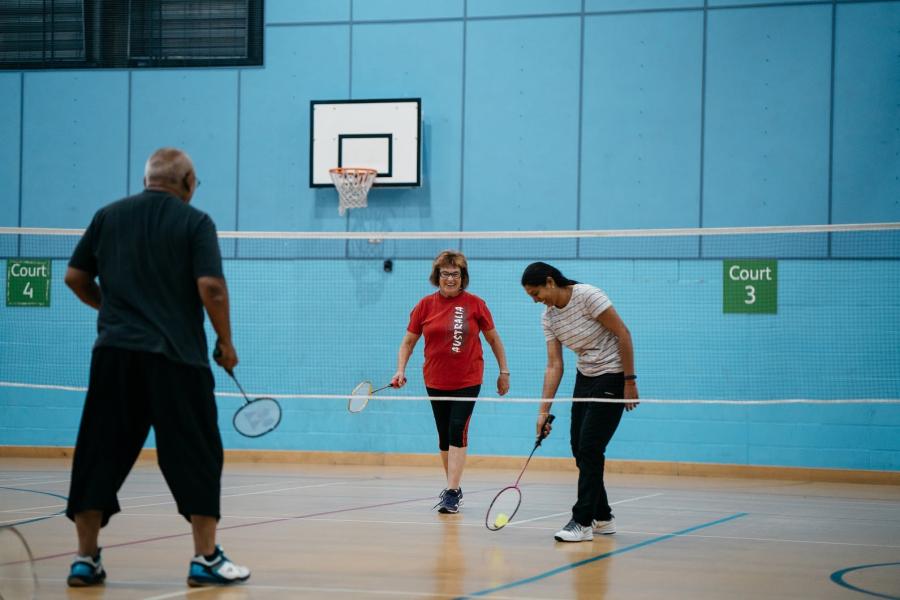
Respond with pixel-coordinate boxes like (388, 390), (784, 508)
(521, 262), (639, 543)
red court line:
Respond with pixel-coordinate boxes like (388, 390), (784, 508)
(29, 487), (492, 563)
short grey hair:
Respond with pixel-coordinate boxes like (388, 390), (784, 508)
(144, 147), (194, 185)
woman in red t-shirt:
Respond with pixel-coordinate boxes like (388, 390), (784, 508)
(392, 250), (510, 514)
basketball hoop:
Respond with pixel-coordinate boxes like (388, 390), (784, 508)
(330, 167), (378, 215)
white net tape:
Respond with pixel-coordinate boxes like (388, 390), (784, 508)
(330, 168), (377, 215)
(1, 382), (897, 405)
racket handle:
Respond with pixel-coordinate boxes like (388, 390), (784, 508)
(537, 414), (555, 443)
(212, 345), (234, 376)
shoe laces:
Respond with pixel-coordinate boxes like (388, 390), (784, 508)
(562, 520), (583, 533)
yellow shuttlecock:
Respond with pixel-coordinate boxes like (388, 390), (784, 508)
(494, 513), (509, 528)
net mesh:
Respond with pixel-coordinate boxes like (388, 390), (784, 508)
(330, 168), (377, 215)
(1, 224), (899, 407)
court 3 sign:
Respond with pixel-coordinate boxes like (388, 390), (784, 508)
(6, 259), (51, 307)
(723, 259), (777, 314)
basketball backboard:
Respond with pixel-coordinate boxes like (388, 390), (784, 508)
(309, 98), (421, 188)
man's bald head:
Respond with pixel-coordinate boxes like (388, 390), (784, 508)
(144, 148), (197, 202)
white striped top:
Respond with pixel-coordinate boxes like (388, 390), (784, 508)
(542, 284), (622, 376)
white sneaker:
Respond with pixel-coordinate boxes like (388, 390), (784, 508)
(554, 520), (593, 542)
(592, 518), (616, 535)
(187, 545), (250, 587)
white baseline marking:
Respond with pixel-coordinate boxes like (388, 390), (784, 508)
(0, 479), (349, 514)
(508, 492), (664, 527)
(120, 481), (352, 512)
(0, 476), (69, 486)
(140, 583), (545, 600)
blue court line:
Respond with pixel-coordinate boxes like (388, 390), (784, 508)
(830, 562), (900, 600)
(454, 512), (749, 599)
(0, 486), (68, 527)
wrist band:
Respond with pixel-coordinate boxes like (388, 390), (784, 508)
(624, 374), (637, 381)
(499, 370), (510, 375)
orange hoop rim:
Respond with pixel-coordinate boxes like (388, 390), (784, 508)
(329, 167), (378, 175)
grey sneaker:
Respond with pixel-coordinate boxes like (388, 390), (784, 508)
(592, 518), (616, 535)
(554, 520), (593, 542)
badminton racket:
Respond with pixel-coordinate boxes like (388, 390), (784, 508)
(213, 347), (282, 437)
(0, 526), (37, 599)
(485, 413), (555, 531)
(349, 381), (393, 413)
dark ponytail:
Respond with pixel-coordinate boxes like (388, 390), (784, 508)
(520, 262), (578, 287)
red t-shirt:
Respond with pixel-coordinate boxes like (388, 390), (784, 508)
(407, 290), (496, 391)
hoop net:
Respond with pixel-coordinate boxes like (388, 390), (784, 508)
(330, 167), (377, 215)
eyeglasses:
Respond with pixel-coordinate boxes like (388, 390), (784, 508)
(439, 271), (462, 280)
(195, 178), (202, 188)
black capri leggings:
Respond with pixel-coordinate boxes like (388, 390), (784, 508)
(426, 385), (480, 451)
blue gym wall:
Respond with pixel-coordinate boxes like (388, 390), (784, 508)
(1, 0), (899, 471)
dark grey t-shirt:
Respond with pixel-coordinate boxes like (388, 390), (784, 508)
(69, 190), (224, 368)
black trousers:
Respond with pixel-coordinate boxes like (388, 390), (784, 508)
(426, 385), (480, 450)
(66, 347), (224, 526)
(570, 371), (625, 526)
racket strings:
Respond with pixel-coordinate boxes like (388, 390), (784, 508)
(349, 381), (373, 413)
(486, 487), (522, 531)
(233, 397), (282, 437)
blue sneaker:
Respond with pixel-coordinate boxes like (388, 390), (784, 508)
(67, 549), (106, 587)
(187, 545), (250, 587)
(438, 488), (462, 514)
(433, 488), (448, 511)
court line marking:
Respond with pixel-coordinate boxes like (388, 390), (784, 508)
(118, 481), (353, 512)
(141, 584), (540, 600)
(453, 512), (749, 599)
(0, 513), (64, 526)
(830, 561), (900, 600)
(0, 486), (69, 526)
(507, 492), (663, 527)
(106, 513), (900, 550)
(26, 491), (458, 563)
(33, 576), (541, 600)
(0, 479), (352, 514)
(114, 489), (661, 524)
(0, 477), (69, 486)
(31, 508), (900, 549)
(666, 532), (900, 550)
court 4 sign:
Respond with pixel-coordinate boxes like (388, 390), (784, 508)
(6, 259), (51, 307)
(723, 259), (777, 314)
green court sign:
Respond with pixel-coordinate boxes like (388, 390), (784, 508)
(723, 259), (777, 314)
(6, 259), (51, 307)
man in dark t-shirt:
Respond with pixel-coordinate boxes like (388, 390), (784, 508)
(63, 147), (250, 588)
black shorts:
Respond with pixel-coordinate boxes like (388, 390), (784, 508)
(66, 347), (224, 526)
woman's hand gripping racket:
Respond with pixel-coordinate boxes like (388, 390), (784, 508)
(349, 381), (394, 413)
(485, 413), (555, 531)
(215, 347), (282, 437)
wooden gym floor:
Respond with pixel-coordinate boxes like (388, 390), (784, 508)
(1, 457), (898, 599)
